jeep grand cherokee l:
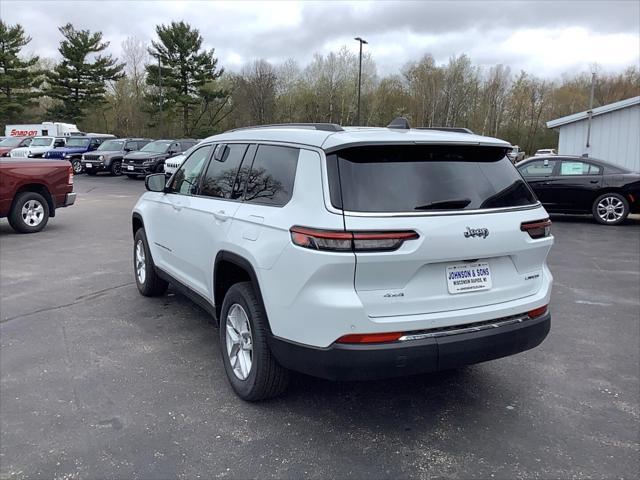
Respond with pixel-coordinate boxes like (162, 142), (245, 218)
(131, 120), (553, 401)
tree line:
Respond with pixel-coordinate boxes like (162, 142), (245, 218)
(1, 20), (638, 154)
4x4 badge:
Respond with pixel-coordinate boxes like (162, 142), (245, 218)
(464, 227), (489, 238)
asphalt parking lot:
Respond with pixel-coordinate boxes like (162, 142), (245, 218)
(1, 175), (639, 479)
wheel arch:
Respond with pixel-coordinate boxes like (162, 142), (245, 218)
(132, 212), (144, 238)
(592, 188), (629, 206)
(213, 251), (269, 330)
(13, 184), (56, 217)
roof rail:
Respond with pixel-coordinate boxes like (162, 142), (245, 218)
(416, 127), (474, 134)
(228, 123), (344, 133)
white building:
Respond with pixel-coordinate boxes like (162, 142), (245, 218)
(546, 96), (640, 172)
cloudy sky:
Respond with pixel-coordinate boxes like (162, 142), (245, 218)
(2, 0), (639, 78)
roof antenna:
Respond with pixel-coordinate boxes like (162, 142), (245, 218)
(387, 117), (411, 129)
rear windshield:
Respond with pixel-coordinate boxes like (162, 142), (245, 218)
(327, 145), (537, 212)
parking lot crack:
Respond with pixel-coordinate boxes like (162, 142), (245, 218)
(0, 281), (134, 324)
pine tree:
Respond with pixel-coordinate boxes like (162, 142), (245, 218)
(46, 23), (124, 122)
(146, 21), (225, 136)
(0, 21), (42, 125)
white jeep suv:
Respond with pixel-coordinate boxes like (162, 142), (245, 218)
(132, 120), (553, 401)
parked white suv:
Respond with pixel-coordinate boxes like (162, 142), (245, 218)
(10, 136), (66, 158)
(163, 144), (199, 177)
(132, 120), (553, 401)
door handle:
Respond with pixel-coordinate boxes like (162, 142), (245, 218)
(212, 210), (229, 221)
(590, 180), (599, 184)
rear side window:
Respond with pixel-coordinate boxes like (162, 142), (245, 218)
(559, 161), (601, 175)
(244, 145), (299, 206)
(200, 144), (249, 199)
(328, 145), (536, 212)
(519, 160), (557, 177)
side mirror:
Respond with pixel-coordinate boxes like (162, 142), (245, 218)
(145, 173), (166, 192)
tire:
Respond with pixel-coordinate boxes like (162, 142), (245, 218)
(592, 193), (629, 225)
(71, 159), (83, 174)
(8, 191), (50, 233)
(86, 170), (97, 176)
(220, 282), (289, 401)
(110, 160), (122, 176)
(133, 228), (168, 296)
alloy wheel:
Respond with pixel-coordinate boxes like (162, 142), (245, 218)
(21, 200), (45, 226)
(596, 196), (625, 223)
(135, 240), (146, 284)
(225, 304), (253, 380)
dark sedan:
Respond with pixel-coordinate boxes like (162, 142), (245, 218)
(517, 156), (640, 225)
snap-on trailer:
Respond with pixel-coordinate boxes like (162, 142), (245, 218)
(5, 122), (81, 138)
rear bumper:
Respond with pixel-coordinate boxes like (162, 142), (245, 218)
(63, 192), (76, 207)
(268, 312), (550, 381)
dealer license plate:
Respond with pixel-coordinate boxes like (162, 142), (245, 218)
(85, 163), (92, 168)
(127, 165), (134, 171)
(446, 262), (492, 294)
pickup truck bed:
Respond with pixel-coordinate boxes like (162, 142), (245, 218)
(0, 159), (76, 233)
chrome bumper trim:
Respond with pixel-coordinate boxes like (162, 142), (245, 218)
(398, 314), (531, 341)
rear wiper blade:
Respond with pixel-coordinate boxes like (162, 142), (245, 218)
(414, 199), (471, 210)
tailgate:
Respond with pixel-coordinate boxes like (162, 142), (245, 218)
(344, 209), (552, 317)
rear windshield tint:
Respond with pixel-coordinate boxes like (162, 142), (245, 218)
(328, 145), (537, 212)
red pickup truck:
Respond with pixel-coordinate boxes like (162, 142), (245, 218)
(0, 159), (76, 233)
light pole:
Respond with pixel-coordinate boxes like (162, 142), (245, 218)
(354, 37), (368, 126)
(158, 56), (163, 137)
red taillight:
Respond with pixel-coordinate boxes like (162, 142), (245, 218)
(68, 165), (74, 185)
(290, 226), (419, 252)
(336, 332), (403, 344)
(521, 218), (551, 239)
(527, 305), (548, 319)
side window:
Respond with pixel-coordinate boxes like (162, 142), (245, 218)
(244, 145), (299, 206)
(89, 139), (101, 148)
(53, 138), (65, 147)
(169, 145), (213, 195)
(124, 141), (136, 151)
(23, 138), (33, 146)
(560, 161), (601, 175)
(519, 160), (557, 177)
(200, 144), (249, 199)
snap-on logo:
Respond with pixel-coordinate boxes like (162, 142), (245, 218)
(10, 129), (38, 136)
(464, 227), (489, 239)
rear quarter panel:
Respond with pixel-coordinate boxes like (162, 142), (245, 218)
(0, 160), (72, 216)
